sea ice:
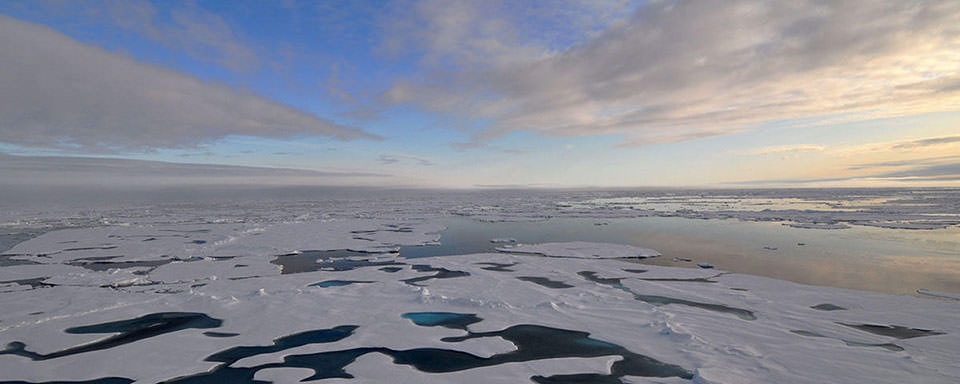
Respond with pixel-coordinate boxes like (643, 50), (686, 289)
(0, 195), (957, 383)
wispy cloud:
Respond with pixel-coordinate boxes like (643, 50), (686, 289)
(891, 135), (960, 150)
(875, 162), (960, 179)
(49, 0), (262, 73)
(0, 15), (380, 152)
(730, 161), (960, 185)
(829, 134), (960, 156)
(377, 154), (434, 166)
(848, 155), (960, 170)
(749, 145), (825, 156)
(383, 0), (960, 146)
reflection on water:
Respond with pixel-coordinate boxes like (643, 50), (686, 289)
(401, 217), (960, 295)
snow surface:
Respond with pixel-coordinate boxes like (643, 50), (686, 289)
(0, 190), (958, 383)
(0, 218), (956, 383)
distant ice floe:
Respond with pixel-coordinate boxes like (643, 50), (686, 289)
(1, 189), (957, 237)
(496, 241), (661, 259)
(546, 189), (960, 231)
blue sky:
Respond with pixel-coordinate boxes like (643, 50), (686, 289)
(1, 0), (959, 188)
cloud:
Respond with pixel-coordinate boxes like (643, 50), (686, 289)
(32, 0), (263, 73)
(383, 0), (960, 146)
(827, 134), (960, 157)
(891, 135), (960, 150)
(450, 141), (486, 151)
(730, 160), (960, 185)
(0, 14), (380, 152)
(0, 152), (389, 187)
(875, 162), (960, 179)
(377, 154), (434, 166)
(848, 155), (960, 170)
(749, 144), (825, 155)
(616, 129), (735, 147)
(723, 176), (857, 185)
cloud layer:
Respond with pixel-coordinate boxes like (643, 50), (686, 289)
(0, 152), (387, 186)
(384, 0), (960, 145)
(0, 14), (379, 152)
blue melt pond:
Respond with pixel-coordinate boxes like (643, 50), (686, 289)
(401, 312), (482, 330)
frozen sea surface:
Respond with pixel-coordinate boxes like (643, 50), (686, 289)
(0, 188), (958, 383)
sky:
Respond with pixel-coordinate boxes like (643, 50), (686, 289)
(1, 0), (959, 188)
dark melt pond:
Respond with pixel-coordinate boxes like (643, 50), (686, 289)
(164, 312), (693, 383)
(578, 270), (756, 321)
(838, 323), (945, 339)
(790, 330), (904, 352)
(309, 280), (373, 288)
(2, 312), (694, 384)
(1, 312), (221, 361)
(67, 257), (172, 272)
(517, 276), (574, 289)
(270, 250), (403, 274)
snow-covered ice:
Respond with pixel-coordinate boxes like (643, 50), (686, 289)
(0, 190), (958, 383)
